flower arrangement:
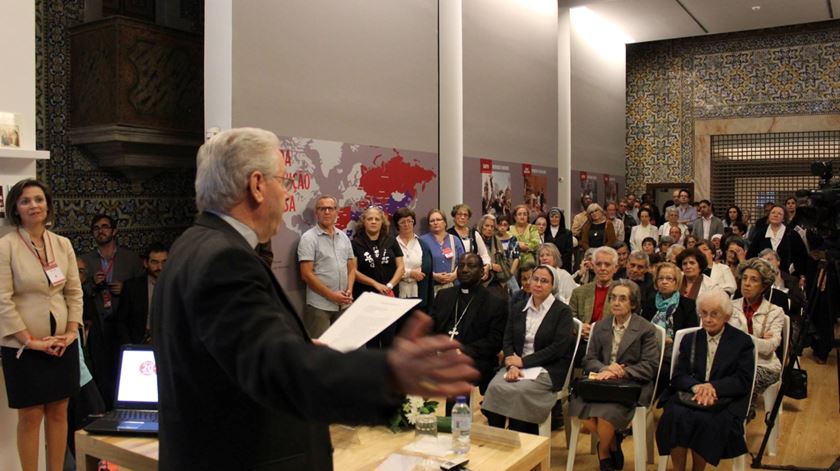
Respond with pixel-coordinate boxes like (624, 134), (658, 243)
(389, 395), (438, 433)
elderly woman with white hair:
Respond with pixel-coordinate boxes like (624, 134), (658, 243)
(536, 243), (578, 302)
(481, 264), (576, 435)
(656, 289), (755, 471)
(729, 257), (785, 418)
(659, 206), (687, 245)
(579, 203), (617, 252)
(568, 279), (660, 471)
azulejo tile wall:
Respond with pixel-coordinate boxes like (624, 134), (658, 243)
(35, 0), (197, 255)
(626, 21), (840, 197)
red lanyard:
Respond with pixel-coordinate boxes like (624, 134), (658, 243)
(16, 229), (53, 268)
(98, 249), (115, 279)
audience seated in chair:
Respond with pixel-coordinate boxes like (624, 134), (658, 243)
(481, 265), (575, 435)
(568, 279), (660, 471)
(656, 289), (755, 471)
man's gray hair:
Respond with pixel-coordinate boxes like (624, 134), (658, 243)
(195, 127), (281, 212)
(696, 288), (733, 318)
(757, 248), (780, 264)
(628, 250), (650, 267)
(592, 246), (619, 267)
(665, 206), (680, 217)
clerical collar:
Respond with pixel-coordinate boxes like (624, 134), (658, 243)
(460, 288), (470, 294)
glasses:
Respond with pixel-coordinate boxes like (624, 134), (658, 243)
(316, 206), (336, 212)
(272, 175), (295, 191)
(429, 218), (445, 223)
(657, 276), (676, 282)
(397, 219), (414, 226)
(92, 224), (113, 232)
(699, 311), (723, 319)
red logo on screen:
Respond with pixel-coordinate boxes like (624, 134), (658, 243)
(139, 361), (157, 376)
(480, 159), (492, 173)
(580, 171), (587, 181)
(522, 164), (532, 176)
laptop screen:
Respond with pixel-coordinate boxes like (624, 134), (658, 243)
(115, 347), (158, 407)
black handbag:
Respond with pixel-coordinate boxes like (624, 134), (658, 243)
(676, 391), (732, 412)
(783, 359), (808, 400)
(572, 377), (642, 407)
(676, 332), (733, 412)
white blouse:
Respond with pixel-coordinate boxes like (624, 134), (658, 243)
(397, 235), (424, 299)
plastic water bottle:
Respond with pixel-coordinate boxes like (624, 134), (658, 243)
(451, 396), (471, 454)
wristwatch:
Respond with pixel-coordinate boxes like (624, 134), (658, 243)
(386, 282), (394, 290)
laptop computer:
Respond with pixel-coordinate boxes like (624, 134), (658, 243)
(84, 344), (159, 436)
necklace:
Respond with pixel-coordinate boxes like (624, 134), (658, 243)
(448, 292), (475, 339)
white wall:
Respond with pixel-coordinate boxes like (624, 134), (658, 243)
(230, 0), (438, 153)
(463, 0), (558, 167)
(0, 2), (47, 470)
(0, 0), (36, 149)
(568, 7), (627, 175)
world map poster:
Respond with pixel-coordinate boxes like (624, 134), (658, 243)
(269, 135), (439, 310)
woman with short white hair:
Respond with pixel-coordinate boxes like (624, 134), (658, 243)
(659, 206), (687, 245)
(656, 288), (755, 471)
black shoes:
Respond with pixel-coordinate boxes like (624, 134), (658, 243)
(600, 458), (616, 471)
(610, 432), (625, 470)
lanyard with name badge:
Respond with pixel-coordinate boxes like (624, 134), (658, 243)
(17, 229), (65, 286)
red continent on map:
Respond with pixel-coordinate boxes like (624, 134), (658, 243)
(335, 153), (436, 230)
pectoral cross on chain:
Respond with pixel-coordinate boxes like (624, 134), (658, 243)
(448, 327), (459, 339)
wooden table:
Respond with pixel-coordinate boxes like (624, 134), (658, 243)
(75, 431), (158, 471)
(76, 425), (549, 471)
(332, 425), (550, 471)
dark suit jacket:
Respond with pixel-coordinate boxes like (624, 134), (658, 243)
(503, 298), (575, 391)
(583, 315), (661, 406)
(431, 285), (507, 392)
(664, 324), (755, 419)
(152, 213), (400, 470)
(690, 216), (725, 240)
(115, 275), (150, 345)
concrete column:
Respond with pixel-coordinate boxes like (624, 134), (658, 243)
(204, 0), (232, 132)
(438, 0), (463, 211)
(557, 8), (572, 216)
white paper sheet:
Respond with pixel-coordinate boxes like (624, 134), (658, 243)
(519, 367), (543, 380)
(318, 292), (420, 352)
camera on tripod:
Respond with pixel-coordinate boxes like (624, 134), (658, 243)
(795, 161), (840, 257)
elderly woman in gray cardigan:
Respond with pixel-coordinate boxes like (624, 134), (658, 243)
(568, 279), (660, 471)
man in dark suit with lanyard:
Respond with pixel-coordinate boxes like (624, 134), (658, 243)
(152, 127), (477, 471)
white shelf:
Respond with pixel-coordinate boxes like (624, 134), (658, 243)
(0, 148), (49, 160)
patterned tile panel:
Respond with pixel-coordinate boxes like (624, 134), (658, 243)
(626, 21), (840, 197)
(35, 0), (197, 254)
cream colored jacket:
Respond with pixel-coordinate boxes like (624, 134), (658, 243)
(729, 297), (784, 372)
(0, 228), (83, 347)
